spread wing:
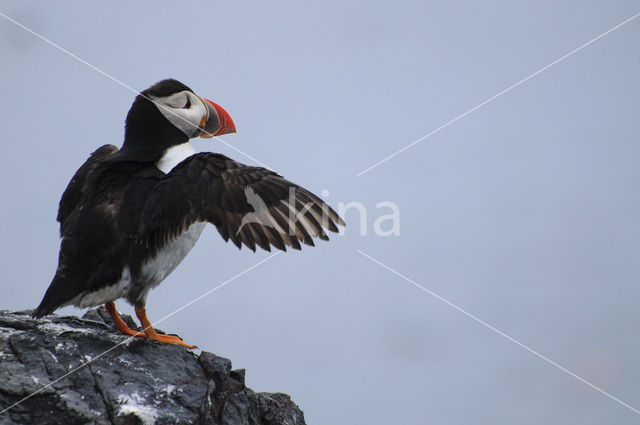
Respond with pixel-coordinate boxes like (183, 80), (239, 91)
(138, 153), (345, 253)
(57, 144), (119, 231)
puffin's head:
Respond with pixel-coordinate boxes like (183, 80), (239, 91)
(124, 79), (236, 154)
(145, 79), (235, 139)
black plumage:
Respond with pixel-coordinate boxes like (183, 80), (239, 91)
(32, 79), (343, 347)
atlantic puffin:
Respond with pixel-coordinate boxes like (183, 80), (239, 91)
(33, 79), (344, 348)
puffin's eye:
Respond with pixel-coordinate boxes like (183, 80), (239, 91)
(183, 97), (191, 109)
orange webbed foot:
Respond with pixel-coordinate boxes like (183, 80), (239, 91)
(135, 305), (197, 349)
(145, 332), (197, 349)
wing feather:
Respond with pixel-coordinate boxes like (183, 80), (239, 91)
(57, 145), (119, 231)
(138, 153), (343, 253)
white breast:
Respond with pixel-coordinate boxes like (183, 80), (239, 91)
(139, 222), (206, 290)
(156, 142), (196, 173)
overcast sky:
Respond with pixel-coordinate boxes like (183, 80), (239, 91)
(1, 1), (640, 424)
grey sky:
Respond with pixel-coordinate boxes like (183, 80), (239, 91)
(1, 1), (640, 424)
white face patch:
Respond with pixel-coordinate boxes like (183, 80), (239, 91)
(156, 142), (196, 173)
(149, 90), (208, 138)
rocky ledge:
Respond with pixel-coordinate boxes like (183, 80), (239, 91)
(0, 309), (305, 425)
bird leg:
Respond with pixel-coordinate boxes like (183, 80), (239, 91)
(104, 302), (146, 338)
(134, 305), (196, 349)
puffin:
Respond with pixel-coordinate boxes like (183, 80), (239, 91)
(32, 79), (344, 348)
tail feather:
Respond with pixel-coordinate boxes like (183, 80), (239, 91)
(32, 275), (74, 319)
(32, 301), (56, 319)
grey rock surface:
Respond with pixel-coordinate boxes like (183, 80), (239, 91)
(0, 309), (305, 425)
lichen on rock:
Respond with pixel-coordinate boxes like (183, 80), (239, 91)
(0, 309), (305, 425)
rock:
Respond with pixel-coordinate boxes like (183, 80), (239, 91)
(0, 309), (305, 425)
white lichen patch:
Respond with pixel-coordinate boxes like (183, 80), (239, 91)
(152, 384), (177, 405)
(161, 384), (176, 396)
(58, 390), (101, 422)
(117, 356), (149, 374)
(117, 392), (158, 425)
(38, 322), (97, 336)
(118, 357), (134, 366)
(0, 328), (17, 337)
(47, 350), (58, 363)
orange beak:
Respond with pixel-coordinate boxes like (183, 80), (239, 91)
(199, 97), (236, 138)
